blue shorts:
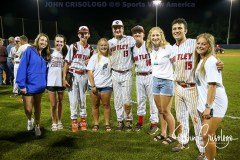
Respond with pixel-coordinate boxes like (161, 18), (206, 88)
(152, 77), (174, 96)
(89, 86), (113, 93)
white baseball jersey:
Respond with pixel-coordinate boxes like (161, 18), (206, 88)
(171, 39), (196, 83)
(65, 42), (94, 71)
(47, 49), (64, 87)
(195, 56), (228, 117)
(15, 44), (31, 62)
(86, 54), (112, 88)
(108, 35), (135, 71)
(150, 44), (174, 80)
(133, 41), (152, 73)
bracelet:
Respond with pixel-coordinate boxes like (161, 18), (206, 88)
(205, 103), (212, 109)
(92, 85), (96, 88)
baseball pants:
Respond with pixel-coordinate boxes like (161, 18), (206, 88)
(112, 71), (132, 122)
(68, 73), (88, 120)
(175, 83), (205, 153)
(136, 74), (159, 123)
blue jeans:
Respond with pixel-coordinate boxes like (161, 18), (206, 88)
(152, 77), (174, 96)
(0, 63), (10, 85)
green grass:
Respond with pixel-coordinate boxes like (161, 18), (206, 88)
(0, 49), (240, 160)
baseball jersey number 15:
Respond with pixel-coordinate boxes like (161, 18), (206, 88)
(185, 61), (192, 70)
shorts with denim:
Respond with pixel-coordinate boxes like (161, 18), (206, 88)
(89, 86), (113, 93)
(152, 77), (174, 96)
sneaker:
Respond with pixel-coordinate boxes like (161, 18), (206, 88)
(135, 123), (143, 132)
(196, 152), (206, 160)
(27, 118), (34, 131)
(116, 121), (124, 131)
(57, 122), (63, 130)
(172, 143), (189, 152)
(148, 125), (159, 135)
(71, 120), (78, 132)
(125, 120), (133, 132)
(80, 120), (87, 131)
(35, 125), (41, 136)
(51, 123), (58, 131)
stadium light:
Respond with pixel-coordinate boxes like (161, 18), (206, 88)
(153, 0), (162, 27)
(37, 0), (41, 33)
(227, 0), (234, 45)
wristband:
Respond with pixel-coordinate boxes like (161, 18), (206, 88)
(205, 103), (212, 109)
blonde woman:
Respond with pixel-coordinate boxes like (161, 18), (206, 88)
(16, 33), (50, 136)
(86, 38), (112, 132)
(194, 33), (228, 160)
(146, 27), (176, 144)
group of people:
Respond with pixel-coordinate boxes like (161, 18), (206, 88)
(1, 18), (228, 160)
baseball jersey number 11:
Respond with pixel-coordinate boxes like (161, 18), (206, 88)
(123, 50), (129, 57)
(185, 61), (192, 70)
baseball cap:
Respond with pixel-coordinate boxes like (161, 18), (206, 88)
(78, 26), (89, 33)
(112, 20), (124, 26)
(15, 36), (20, 42)
(131, 25), (145, 33)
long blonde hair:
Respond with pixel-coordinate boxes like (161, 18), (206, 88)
(33, 33), (51, 61)
(193, 33), (216, 76)
(146, 27), (169, 53)
(96, 38), (110, 63)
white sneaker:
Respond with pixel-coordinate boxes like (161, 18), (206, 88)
(51, 123), (58, 131)
(27, 118), (34, 131)
(35, 125), (41, 136)
(57, 122), (63, 130)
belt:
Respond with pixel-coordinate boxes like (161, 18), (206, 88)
(15, 62), (20, 64)
(136, 72), (152, 76)
(69, 69), (86, 75)
(177, 81), (196, 88)
(112, 69), (130, 73)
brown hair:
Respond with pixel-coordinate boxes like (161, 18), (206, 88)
(172, 18), (188, 30)
(33, 33), (51, 61)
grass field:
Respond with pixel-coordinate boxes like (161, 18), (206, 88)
(0, 49), (240, 160)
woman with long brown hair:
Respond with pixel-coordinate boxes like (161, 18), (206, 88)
(16, 33), (50, 136)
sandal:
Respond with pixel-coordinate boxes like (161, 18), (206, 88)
(162, 136), (177, 145)
(153, 134), (166, 142)
(105, 125), (112, 132)
(92, 125), (99, 132)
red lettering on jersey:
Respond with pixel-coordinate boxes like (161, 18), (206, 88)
(110, 44), (129, 52)
(177, 53), (192, 60)
(134, 56), (139, 61)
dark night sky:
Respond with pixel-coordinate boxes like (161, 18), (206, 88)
(0, 0), (239, 43)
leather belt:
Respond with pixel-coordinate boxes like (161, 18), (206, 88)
(15, 62), (20, 64)
(69, 69), (86, 75)
(136, 72), (152, 76)
(177, 81), (196, 88)
(112, 69), (130, 73)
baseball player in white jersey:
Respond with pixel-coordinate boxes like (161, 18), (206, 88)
(170, 18), (205, 160)
(9, 36), (20, 96)
(108, 20), (135, 131)
(131, 25), (159, 133)
(63, 26), (95, 132)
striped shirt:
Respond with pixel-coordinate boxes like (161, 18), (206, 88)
(133, 41), (152, 73)
(171, 39), (196, 83)
(108, 35), (135, 71)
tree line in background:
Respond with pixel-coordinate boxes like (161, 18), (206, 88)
(1, 16), (238, 45)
